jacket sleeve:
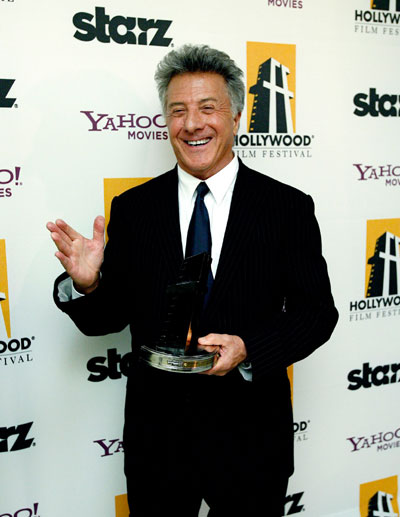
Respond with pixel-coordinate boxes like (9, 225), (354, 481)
(241, 194), (338, 382)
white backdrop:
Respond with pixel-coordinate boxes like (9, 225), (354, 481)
(1, 1), (400, 516)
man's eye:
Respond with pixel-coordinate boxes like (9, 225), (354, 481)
(170, 108), (185, 116)
(202, 106), (214, 111)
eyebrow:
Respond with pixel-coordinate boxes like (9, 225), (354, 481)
(167, 97), (218, 109)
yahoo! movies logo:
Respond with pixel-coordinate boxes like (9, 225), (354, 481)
(73, 7), (173, 47)
(0, 167), (23, 198)
(267, 0), (303, 8)
(349, 219), (400, 322)
(353, 163), (400, 187)
(94, 437), (124, 457)
(0, 240), (35, 366)
(80, 111), (168, 142)
(355, 1), (400, 36)
(0, 79), (16, 108)
(360, 476), (399, 517)
(0, 503), (40, 517)
(348, 425), (400, 453)
(234, 42), (313, 160)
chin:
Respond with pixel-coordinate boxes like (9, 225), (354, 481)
(182, 160), (212, 175)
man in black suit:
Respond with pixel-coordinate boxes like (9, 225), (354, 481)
(47, 44), (338, 517)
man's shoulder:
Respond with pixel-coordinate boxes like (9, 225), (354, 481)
(114, 166), (177, 205)
(238, 161), (310, 204)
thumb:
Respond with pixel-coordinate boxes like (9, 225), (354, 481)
(198, 334), (216, 344)
(93, 216), (105, 243)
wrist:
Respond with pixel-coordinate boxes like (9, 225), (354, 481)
(73, 276), (100, 295)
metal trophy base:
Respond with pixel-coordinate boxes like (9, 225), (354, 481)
(140, 345), (217, 373)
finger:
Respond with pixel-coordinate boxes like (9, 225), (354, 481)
(46, 221), (57, 233)
(48, 221), (75, 247)
(201, 352), (231, 376)
(55, 219), (83, 241)
(54, 251), (71, 272)
(198, 333), (224, 346)
(202, 363), (227, 377)
(197, 343), (219, 353)
(93, 216), (105, 243)
(49, 231), (73, 257)
(46, 221), (73, 246)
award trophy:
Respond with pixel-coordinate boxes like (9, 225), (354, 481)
(140, 252), (217, 373)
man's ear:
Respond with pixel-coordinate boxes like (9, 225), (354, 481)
(233, 111), (242, 136)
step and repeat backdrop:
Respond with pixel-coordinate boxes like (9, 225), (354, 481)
(1, 1), (400, 516)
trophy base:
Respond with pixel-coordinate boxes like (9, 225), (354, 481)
(140, 345), (217, 373)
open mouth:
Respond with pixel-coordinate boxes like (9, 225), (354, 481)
(186, 138), (211, 147)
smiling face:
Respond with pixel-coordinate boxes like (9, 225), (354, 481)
(165, 72), (241, 180)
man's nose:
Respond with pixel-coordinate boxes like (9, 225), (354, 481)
(183, 109), (204, 133)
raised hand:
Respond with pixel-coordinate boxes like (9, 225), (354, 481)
(46, 216), (105, 294)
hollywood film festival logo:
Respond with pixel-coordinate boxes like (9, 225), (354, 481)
(355, 0), (400, 36)
(234, 42), (313, 160)
(288, 365), (311, 444)
(0, 240), (34, 366)
(360, 476), (400, 517)
(349, 219), (400, 322)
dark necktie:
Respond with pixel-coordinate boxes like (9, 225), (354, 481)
(185, 182), (214, 305)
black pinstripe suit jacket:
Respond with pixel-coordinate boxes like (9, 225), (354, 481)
(54, 158), (338, 475)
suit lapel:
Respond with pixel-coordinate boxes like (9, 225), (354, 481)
(205, 161), (261, 315)
(155, 167), (183, 279)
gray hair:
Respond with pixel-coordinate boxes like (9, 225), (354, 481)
(154, 44), (245, 116)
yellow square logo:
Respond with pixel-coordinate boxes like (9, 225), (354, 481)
(247, 42), (296, 134)
(365, 219), (400, 298)
(360, 476), (399, 516)
(115, 493), (129, 517)
(0, 240), (11, 338)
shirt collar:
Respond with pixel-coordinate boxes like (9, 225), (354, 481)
(177, 155), (239, 204)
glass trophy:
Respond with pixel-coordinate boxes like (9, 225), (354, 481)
(140, 252), (217, 373)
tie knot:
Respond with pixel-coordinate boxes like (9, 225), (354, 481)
(196, 182), (209, 200)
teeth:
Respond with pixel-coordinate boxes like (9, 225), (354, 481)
(187, 138), (210, 146)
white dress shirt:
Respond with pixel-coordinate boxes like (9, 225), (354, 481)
(178, 155), (238, 277)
